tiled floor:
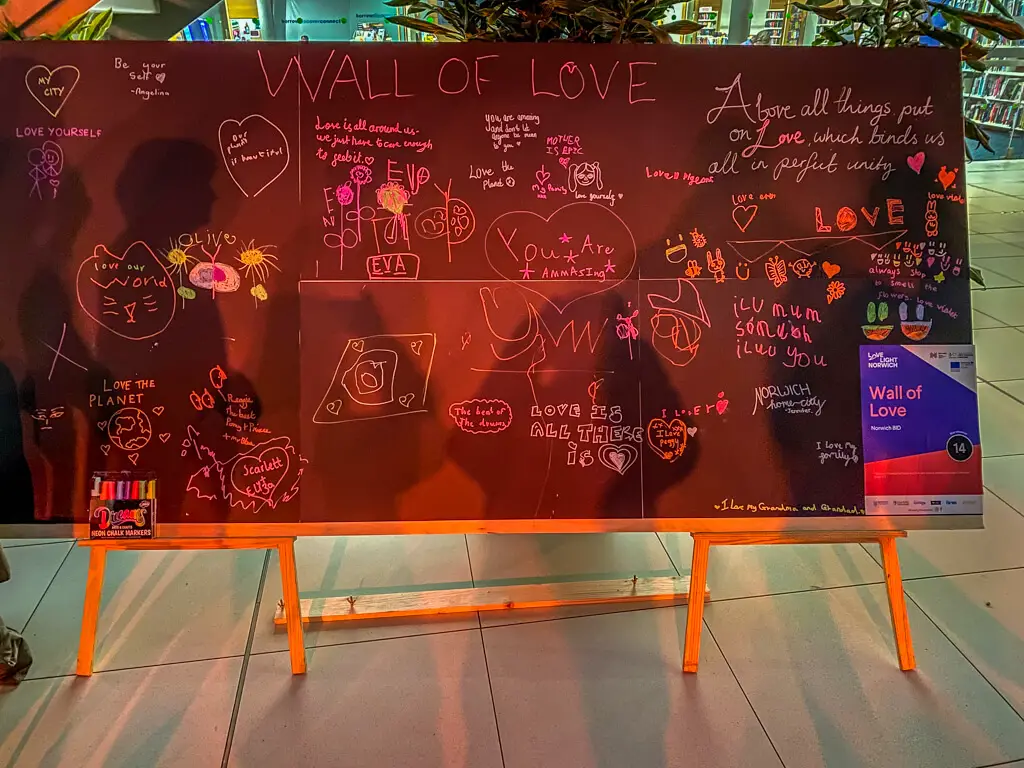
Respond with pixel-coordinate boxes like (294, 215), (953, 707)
(4, 163), (1024, 768)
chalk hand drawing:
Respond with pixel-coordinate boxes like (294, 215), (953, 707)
(184, 426), (305, 513)
(77, 242), (177, 341)
(30, 406), (66, 430)
(597, 443), (637, 475)
(28, 141), (63, 199)
(25, 64), (80, 118)
(414, 181), (476, 263)
(107, 407), (153, 451)
(568, 161), (602, 192)
(313, 334), (436, 424)
(731, 204), (757, 233)
(726, 231), (907, 266)
(485, 202), (637, 313)
(647, 279), (711, 368)
(218, 115), (290, 198)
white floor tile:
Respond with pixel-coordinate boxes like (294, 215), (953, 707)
(976, 328), (1024, 381)
(0, 542), (71, 632)
(22, 547), (264, 677)
(0, 657), (238, 768)
(975, 310), (1009, 329)
(971, 213), (1024, 234)
(974, 288), (1024, 325)
(229, 632), (502, 768)
(970, 234), (1024, 259)
(980, 383), (1024, 457)
(470, 533), (678, 626)
(907, 569), (1024, 720)
(251, 534), (478, 654)
(864, 494), (1024, 579)
(978, 257), (1024, 285)
(483, 606), (783, 768)
(975, 270), (1024, 289)
(705, 585), (1024, 768)
(659, 534), (881, 601)
(983, 456), (1024, 515)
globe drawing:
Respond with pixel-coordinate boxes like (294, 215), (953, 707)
(107, 407), (153, 452)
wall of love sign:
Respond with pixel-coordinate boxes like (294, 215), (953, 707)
(0, 42), (979, 534)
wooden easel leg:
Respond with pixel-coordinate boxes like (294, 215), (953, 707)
(682, 534), (711, 674)
(76, 545), (107, 677)
(277, 539), (306, 675)
(879, 536), (916, 671)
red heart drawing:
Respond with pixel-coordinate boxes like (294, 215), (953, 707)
(732, 205), (757, 233)
(76, 242), (176, 341)
(485, 202), (637, 312)
(926, 257), (935, 268)
(907, 152), (925, 174)
(646, 418), (688, 462)
(715, 398), (729, 415)
(938, 166), (957, 190)
(218, 114), (290, 198)
(230, 446), (289, 504)
(822, 261), (841, 279)
(25, 65), (80, 118)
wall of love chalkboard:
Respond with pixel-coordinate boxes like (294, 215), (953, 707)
(0, 42), (982, 536)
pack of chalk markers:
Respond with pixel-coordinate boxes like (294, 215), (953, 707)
(88, 472), (157, 540)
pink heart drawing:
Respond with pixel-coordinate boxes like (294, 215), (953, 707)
(218, 115), (290, 198)
(101, 445), (110, 455)
(230, 446), (289, 504)
(485, 202), (637, 313)
(97, 421), (108, 430)
(715, 399), (729, 415)
(732, 205), (757, 233)
(535, 167), (551, 187)
(597, 443), (638, 476)
(558, 157), (570, 169)
(128, 453), (139, 465)
(927, 257), (936, 268)
(159, 433), (171, 443)
(686, 426), (697, 437)
(907, 152), (925, 174)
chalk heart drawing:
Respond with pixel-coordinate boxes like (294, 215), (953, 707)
(598, 443), (638, 476)
(907, 152), (925, 174)
(686, 426), (697, 437)
(938, 166), (957, 190)
(155, 72), (166, 84)
(822, 261), (841, 279)
(732, 205), (757, 233)
(76, 241), (177, 341)
(159, 433), (171, 443)
(325, 399), (342, 416)
(485, 202), (637, 313)
(230, 446), (290, 503)
(128, 453), (139, 466)
(399, 393), (414, 408)
(25, 65), (80, 118)
(218, 115), (290, 198)
(152, 406), (165, 416)
(646, 418), (688, 462)
(101, 445), (111, 456)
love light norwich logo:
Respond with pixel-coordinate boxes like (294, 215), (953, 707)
(25, 65), (81, 118)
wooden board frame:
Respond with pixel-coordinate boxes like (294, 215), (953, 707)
(681, 531), (915, 673)
(75, 537), (306, 677)
(0, 513), (982, 541)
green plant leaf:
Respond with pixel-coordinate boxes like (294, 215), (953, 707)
(659, 19), (703, 33)
(575, 5), (621, 23)
(969, 265), (985, 287)
(929, 2), (1024, 38)
(387, 15), (463, 39)
(795, 2), (846, 20)
(965, 116), (993, 152)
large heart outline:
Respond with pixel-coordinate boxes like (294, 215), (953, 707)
(218, 115), (290, 198)
(597, 443), (638, 475)
(229, 446), (290, 504)
(732, 205), (757, 233)
(484, 202), (637, 313)
(25, 65), (80, 118)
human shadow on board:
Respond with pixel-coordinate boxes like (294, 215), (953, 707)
(98, 139), (234, 526)
(0, 79), (107, 525)
(306, 291), (443, 523)
(447, 286), (696, 523)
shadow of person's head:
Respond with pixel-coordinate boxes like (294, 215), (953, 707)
(115, 140), (217, 238)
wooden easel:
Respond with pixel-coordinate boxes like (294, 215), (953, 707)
(681, 530), (914, 673)
(76, 537), (306, 677)
(274, 575), (711, 626)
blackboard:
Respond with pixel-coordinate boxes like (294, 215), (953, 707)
(0, 42), (981, 535)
